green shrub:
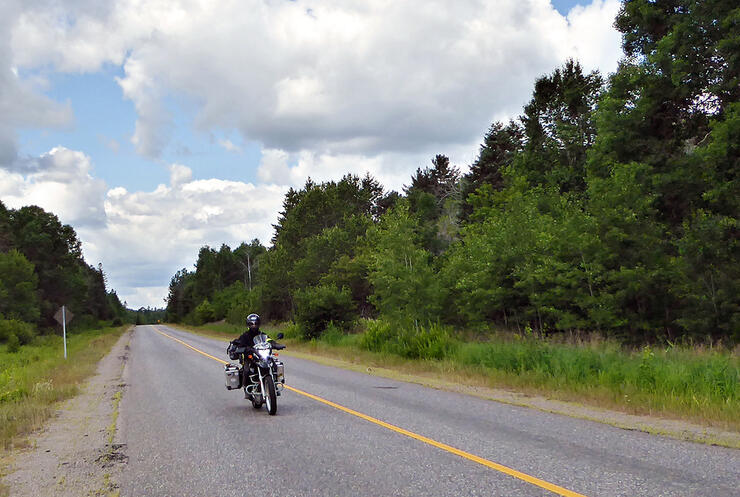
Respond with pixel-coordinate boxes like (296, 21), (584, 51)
(70, 314), (98, 332)
(6, 333), (20, 353)
(294, 285), (356, 339)
(212, 282), (251, 321)
(396, 321), (457, 360)
(360, 319), (457, 360)
(0, 318), (36, 345)
(112, 317), (123, 326)
(226, 304), (247, 326)
(318, 322), (347, 346)
(280, 322), (304, 340)
(360, 319), (395, 352)
(194, 299), (216, 325)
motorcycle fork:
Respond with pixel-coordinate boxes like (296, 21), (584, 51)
(258, 367), (267, 396)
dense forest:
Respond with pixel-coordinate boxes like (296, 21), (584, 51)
(167, 0), (739, 345)
(0, 202), (151, 349)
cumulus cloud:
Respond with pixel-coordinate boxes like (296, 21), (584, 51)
(256, 145), (475, 192)
(0, 147), (107, 227)
(9, 0), (623, 163)
(90, 169), (287, 307)
(169, 163), (193, 186)
(1, 146), (287, 308)
(0, 1), (73, 166)
(218, 138), (241, 153)
(563, 0), (623, 73)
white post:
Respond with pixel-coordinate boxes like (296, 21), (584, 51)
(62, 305), (67, 359)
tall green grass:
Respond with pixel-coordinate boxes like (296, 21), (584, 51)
(454, 339), (738, 424)
(0, 326), (127, 450)
(321, 319), (739, 430)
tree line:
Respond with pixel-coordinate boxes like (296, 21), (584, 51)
(0, 202), (133, 349)
(166, 0), (738, 345)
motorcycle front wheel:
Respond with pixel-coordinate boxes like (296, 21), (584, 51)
(264, 375), (277, 415)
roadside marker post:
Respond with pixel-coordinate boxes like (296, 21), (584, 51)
(63, 306), (66, 358)
(54, 306), (74, 359)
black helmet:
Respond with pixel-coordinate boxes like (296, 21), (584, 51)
(246, 313), (261, 330)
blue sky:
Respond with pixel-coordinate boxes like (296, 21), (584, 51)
(553, 0), (587, 16)
(1, 0), (623, 307)
(18, 69), (264, 191)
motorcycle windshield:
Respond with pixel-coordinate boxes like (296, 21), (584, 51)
(253, 334), (269, 346)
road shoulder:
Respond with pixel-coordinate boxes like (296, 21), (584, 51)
(1, 328), (132, 497)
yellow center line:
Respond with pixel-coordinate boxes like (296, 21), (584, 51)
(152, 326), (588, 497)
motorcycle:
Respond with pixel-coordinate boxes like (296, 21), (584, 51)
(225, 333), (286, 415)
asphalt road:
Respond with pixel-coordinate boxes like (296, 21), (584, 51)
(118, 325), (740, 497)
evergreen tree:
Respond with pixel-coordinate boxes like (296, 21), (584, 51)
(517, 59), (603, 193)
(0, 250), (40, 323)
(460, 121), (523, 220)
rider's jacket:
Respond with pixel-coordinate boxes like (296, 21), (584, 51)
(233, 328), (261, 348)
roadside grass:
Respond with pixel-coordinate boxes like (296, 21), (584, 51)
(0, 326), (128, 451)
(171, 320), (739, 432)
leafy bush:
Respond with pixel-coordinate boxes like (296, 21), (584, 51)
(212, 282), (250, 321)
(6, 333), (20, 353)
(360, 318), (457, 360)
(319, 322), (355, 346)
(294, 285), (356, 339)
(0, 318), (36, 345)
(194, 299), (216, 325)
(69, 314), (99, 332)
(360, 319), (396, 352)
(399, 322), (457, 360)
(280, 322), (304, 340)
(0, 250), (40, 323)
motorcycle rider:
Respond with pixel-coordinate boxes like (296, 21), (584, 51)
(233, 313), (264, 349)
(230, 313), (273, 398)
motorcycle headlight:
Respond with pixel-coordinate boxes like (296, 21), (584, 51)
(257, 349), (270, 360)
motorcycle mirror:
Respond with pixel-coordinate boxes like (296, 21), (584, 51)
(276, 332), (284, 339)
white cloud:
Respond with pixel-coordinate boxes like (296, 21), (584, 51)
(257, 142), (479, 193)
(563, 0), (623, 74)
(168, 163), (192, 186)
(0, 1), (73, 166)
(217, 138), (241, 153)
(92, 172), (287, 307)
(0, 147), (107, 227)
(9, 0), (623, 162)
(2, 146), (287, 308)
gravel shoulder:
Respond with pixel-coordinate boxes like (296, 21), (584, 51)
(1, 328), (132, 497)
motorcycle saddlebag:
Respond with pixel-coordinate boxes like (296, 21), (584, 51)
(224, 364), (242, 390)
(226, 342), (240, 360)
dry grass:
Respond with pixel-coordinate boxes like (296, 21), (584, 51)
(0, 326), (128, 451)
